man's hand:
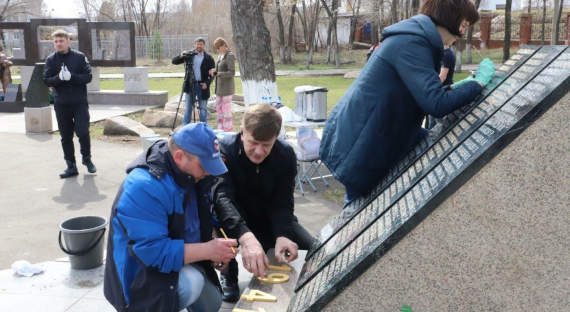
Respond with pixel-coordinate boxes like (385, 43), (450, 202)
(180, 50), (189, 58)
(209, 68), (216, 76)
(239, 232), (269, 277)
(201, 82), (207, 90)
(206, 238), (237, 263)
(275, 236), (298, 264)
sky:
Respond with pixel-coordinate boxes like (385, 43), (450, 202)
(43, 0), (84, 18)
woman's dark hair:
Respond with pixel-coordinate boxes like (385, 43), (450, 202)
(420, 0), (479, 36)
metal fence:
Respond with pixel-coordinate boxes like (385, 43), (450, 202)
(135, 34), (209, 59)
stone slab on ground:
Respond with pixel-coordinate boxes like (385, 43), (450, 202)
(0, 104), (151, 134)
(325, 95), (570, 311)
(87, 90), (168, 106)
(103, 116), (155, 136)
(141, 109), (182, 128)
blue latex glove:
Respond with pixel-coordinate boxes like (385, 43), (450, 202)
(453, 58), (495, 88)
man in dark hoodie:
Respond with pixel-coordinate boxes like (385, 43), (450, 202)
(44, 29), (95, 178)
(320, 0), (494, 204)
(104, 123), (264, 312)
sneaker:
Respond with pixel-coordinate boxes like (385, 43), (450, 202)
(220, 275), (240, 303)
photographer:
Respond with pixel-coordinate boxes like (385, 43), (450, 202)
(172, 38), (215, 124)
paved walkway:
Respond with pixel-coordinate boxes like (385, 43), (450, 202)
(0, 104), (153, 134)
(0, 132), (341, 311)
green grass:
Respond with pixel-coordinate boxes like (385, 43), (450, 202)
(100, 71), (474, 112)
(101, 76), (354, 112)
(460, 47), (516, 64)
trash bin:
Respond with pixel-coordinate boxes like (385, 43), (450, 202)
(294, 85), (328, 121)
(58, 216), (107, 270)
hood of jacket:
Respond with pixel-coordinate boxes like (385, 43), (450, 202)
(126, 139), (193, 188)
(381, 14), (443, 54)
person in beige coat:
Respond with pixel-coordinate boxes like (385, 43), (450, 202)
(210, 37), (235, 132)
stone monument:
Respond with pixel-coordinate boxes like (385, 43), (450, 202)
(281, 46), (570, 312)
(24, 63), (52, 133)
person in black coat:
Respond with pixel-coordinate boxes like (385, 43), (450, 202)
(172, 37), (215, 124)
(43, 30), (95, 179)
(204, 104), (316, 302)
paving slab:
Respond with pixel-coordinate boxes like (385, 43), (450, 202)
(0, 104), (153, 134)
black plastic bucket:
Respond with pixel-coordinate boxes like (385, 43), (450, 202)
(58, 216), (107, 270)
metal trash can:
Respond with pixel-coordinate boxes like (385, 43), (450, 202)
(294, 85), (328, 121)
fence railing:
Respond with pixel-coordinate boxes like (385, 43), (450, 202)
(135, 34), (209, 59)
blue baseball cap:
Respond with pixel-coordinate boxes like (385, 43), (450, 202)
(172, 123), (227, 176)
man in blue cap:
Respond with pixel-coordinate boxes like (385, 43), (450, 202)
(104, 123), (253, 312)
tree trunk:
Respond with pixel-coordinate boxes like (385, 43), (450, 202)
(276, 0), (287, 64)
(230, 0), (277, 105)
(503, 0), (512, 62)
(405, 0), (410, 19)
(541, 0), (546, 44)
(332, 0), (340, 67)
(391, 0), (398, 25)
(349, 0), (362, 47)
(300, 1), (309, 50)
(411, 0), (419, 15)
(371, 0), (380, 44)
(285, 4), (296, 63)
(550, 0), (563, 45)
(306, 1), (321, 69)
(321, 0), (333, 63)
(465, 0), (481, 64)
(527, 0), (531, 14)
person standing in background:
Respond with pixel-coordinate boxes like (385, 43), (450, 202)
(43, 30), (95, 179)
(211, 37), (235, 132)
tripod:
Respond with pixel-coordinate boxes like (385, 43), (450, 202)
(170, 52), (198, 135)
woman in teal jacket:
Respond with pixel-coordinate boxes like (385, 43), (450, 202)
(320, 0), (494, 203)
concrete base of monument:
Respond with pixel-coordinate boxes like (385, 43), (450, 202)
(233, 249), (307, 312)
(325, 94), (570, 311)
(87, 90), (168, 106)
(0, 101), (25, 113)
(24, 106), (53, 133)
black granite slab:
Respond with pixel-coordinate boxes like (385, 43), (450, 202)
(307, 47), (540, 257)
(296, 46), (564, 292)
(4, 84), (23, 102)
(288, 46), (569, 312)
(25, 63), (50, 108)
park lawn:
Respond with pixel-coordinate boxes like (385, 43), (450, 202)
(101, 76), (354, 112)
(100, 71), (473, 111)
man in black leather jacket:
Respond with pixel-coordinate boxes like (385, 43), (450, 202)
(43, 29), (95, 178)
(206, 104), (315, 302)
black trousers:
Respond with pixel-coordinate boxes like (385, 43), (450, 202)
(222, 220), (315, 283)
(54, 104), (91, 163)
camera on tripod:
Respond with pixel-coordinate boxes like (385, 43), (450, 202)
(182, 50), (197, 60)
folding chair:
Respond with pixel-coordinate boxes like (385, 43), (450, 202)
(294, 127), (329, 195)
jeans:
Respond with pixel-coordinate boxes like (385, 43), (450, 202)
(54, 104), (91, 163)
(177, 264), (222, 312)
(183, 82), (208, 124)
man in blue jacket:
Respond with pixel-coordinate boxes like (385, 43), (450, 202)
(320, 0), (494, 203)
(104, 123), (257, 312)
(43, 29), (95, 179)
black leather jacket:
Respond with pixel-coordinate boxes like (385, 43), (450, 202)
(206, 133), (298, 243)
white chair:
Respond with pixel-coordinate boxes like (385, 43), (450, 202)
(294, 127), (329, 195)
